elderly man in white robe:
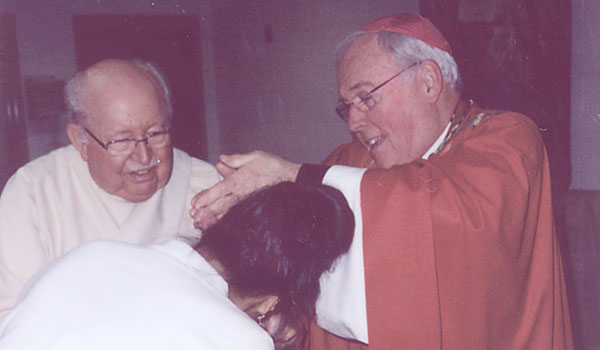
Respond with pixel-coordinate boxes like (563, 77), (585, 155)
(0, 59), (220, 322)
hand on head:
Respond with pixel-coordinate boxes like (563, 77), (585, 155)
(196, 181), (355, 350)
(190, 151), (301, 229)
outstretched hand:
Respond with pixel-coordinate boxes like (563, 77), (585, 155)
(190, 151), (301, 229)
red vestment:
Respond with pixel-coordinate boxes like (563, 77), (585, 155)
(308, 103), (573, 349)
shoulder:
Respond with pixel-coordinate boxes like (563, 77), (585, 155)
(1, 145), (82, 197)
(464, 107), (540, 138)
(9, 145), (80, 180)
(173, 148), (221, 190)
(36, 240), (139, 274)
(189, 157), (220, 181)
(66, 239), (137, 256)
(173, 148), (218, 175)
(16, 241), (135, 299)
(439, 106), (545, 158)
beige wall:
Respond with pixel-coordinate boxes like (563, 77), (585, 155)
(570, 0), (600, 190)
(2, 0), (598, 188)
(0, 0), (418, 164)
(209, 1), (419, 163)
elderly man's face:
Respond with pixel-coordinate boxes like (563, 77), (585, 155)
(75, 65), (173, 202)
(337, 35), (442, 169)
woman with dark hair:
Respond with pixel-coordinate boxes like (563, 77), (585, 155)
(198, 181), (354, 348)
(0, 182), (354, 350)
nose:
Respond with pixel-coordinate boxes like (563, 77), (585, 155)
(347, 106), (369, 133)
(131, 139), (153, 164)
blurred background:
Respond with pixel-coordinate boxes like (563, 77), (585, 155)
(0, 0), (598, 348)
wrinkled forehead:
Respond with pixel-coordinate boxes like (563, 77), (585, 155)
(83, 74), (167, 128)
(85, 63), (158, 99)
(86, 66), (164, 107)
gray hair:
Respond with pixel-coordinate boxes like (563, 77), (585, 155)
(64, 59), (173, 127)
(335, 31), (463, 92)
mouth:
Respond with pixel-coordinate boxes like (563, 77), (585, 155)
(133, 168), (152, 175)
(127, 166), (157, 182)
(366, 136), (383, 151)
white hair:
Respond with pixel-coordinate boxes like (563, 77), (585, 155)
(335, 31), (463, 92)
(64, 59), (173, 128)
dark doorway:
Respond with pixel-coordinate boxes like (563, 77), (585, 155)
(420, 0), (572, 261)
(73, 14), (207, 160)
(421, 0), (571, 197)
(0, 13), (29, 191)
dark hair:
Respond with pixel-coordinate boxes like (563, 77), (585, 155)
(196, 182), (354, 349)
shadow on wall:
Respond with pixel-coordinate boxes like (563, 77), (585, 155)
(560, 190), (600, 350)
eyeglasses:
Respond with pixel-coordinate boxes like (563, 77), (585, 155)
(84, 127), (172, 156)
(335, 62), (420, 123)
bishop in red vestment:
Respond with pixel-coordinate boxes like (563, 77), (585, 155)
(191, 12), (573, 350)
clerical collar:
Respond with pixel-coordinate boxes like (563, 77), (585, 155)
(420, 99), (465, 160)
(422, 121), (451, 160)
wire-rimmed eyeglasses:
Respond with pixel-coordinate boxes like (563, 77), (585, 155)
(84, 127), (172, 156)
(335, 62), (420, 123)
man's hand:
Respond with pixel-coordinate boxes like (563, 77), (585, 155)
(190, 151), (301, 229)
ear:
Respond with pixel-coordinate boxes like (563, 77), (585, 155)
(257, 295), (280, 315)
(66, 123), (89, 161)
(416, 60), (444, 103)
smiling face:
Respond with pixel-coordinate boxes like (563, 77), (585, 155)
(68, 61), (173, 202)
(337, 34), (447, 169)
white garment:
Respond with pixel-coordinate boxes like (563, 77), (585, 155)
(316, 124), (451, 344)
(0, 240), (274, 350)
(0, 145), (220, 322)
(318, 166), (368, 343)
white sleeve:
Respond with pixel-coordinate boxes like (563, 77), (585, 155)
(315, 165), (369, 344)
(0, 170), (49, 325)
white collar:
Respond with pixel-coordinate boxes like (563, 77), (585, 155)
(421, 122), (451, 160)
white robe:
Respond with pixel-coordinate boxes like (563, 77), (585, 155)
(0, 240), (274, 350)
(0, 145), (220, 321)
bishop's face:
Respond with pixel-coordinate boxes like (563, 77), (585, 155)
(337, 34), (444, 169)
